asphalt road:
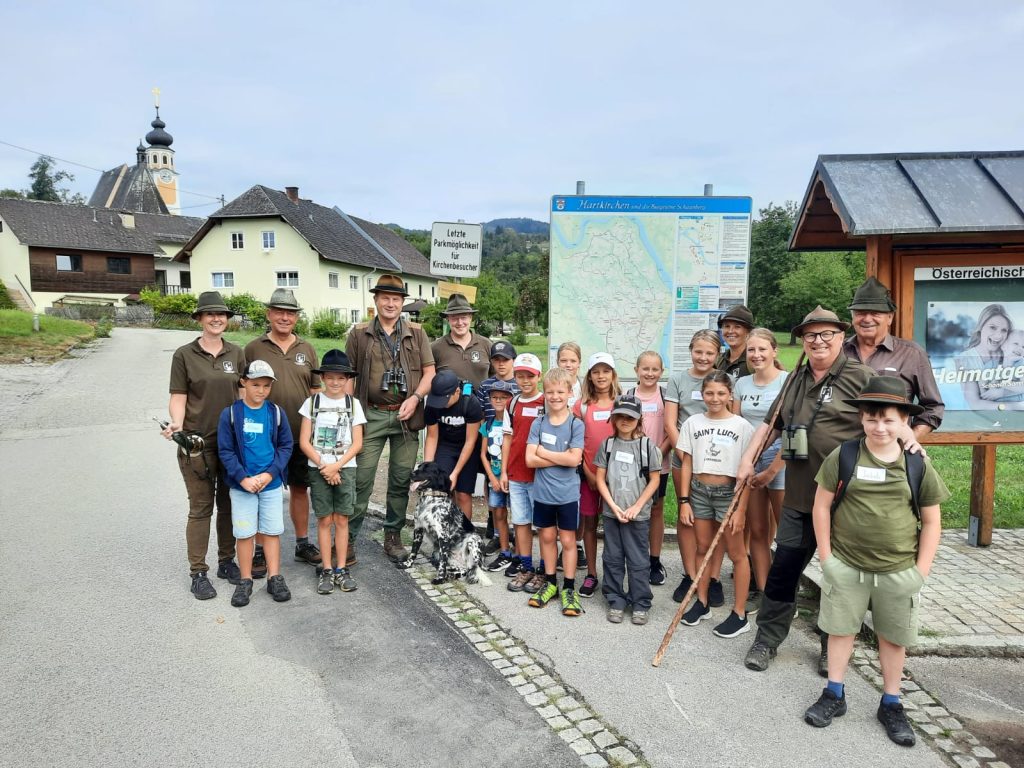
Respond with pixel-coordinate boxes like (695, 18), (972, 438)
(0, 329), (575, 768)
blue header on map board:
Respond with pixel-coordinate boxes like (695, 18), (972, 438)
(551, 196), (752, 215)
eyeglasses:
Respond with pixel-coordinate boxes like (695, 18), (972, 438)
(801, 330), (840, 343)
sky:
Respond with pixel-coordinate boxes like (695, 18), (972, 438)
(2, 1), (1023, 229)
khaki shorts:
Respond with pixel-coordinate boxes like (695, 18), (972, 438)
(308, 466), (357, 518)
(818, 555), (925, 648)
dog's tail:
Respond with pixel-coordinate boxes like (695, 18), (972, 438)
(475, 571), (493, 587)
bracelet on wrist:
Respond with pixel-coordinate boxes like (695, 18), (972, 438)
(678, 496), (690, 504)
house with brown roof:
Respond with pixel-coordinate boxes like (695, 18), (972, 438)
(175, 185), (438, 323)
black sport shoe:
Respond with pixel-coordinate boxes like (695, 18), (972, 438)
(267, 574), (292, 602)
(294, 540), (321, 564)
(650, 561), (667, 586)
(486, 552), (514, 572)
(252, 547), (268, 579)
(317, 568), (335, 595)
(231, 579), (253, 607)
(672, 575), (694, 603)
(681, 599), (710, 626)
(744, 640), (777, 671)
(216, 559), (241, 585)
(576, 544), (587, 570)
(504, 557), (524, 578)
(877, 701), (916, 746)
(190, 571), (217, 600)
(708, 578), (725, 607)
(482, 538), (501, 557)
(713, 611), (750, 638)
(804, 688), (847, 727)
(579, 574), (598, 598)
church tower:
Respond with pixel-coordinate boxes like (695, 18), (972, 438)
(145, 89), (180, 214)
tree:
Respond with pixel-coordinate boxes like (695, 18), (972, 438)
(26, 156), (85, 204)
(466, 273), (517, 335)
(748, 202), (803, 331)
(778, 253), (864, 340)
(0, 188), (24, 199)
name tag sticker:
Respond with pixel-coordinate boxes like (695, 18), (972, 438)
(856, 466), (886, 482)
(541, 432), (557, 445)
(243, 422), (264, 434)
(691, 391), (704, 400)
(593, 410), (611, 421)
(522, 407), (539, 418)
(642, 402), (658, 413)
(614, 450), (634, 464)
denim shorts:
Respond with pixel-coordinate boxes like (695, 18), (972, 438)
(230, 485), (284, 538)
(508, 480), (535, 526)
(754, 439), (786, 490)
(533, 500), (580, 531)
(689, 477), (736, 523)
(488, 489), (509, 509)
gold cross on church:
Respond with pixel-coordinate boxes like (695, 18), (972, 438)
(152, 86), (160, 108)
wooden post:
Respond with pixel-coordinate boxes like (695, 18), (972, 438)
(968, 444), (995, 547)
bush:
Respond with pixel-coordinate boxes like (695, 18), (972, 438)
(225, 292), (267, 329)
(94, 318), (113, 338)
(309, 309), (350, 339)
(0, 279), (16, 310)
(139, 287), (198, 316)
(509, 327), (527, 346)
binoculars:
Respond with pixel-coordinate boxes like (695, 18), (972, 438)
(380, 367), (408, 395)
(155, 418), (206, 457)
(781, 424), (809, 461)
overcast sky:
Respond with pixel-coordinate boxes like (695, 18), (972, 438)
(2, 1), (1022, 228)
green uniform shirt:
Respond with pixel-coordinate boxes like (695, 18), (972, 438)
(244, 334), (320, 440)
(431, 332), (492, 386)
(817, 440), (951, 573)
(168, 338), (246, 443)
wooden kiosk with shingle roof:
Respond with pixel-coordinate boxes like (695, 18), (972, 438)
(791, 151), (1024, 545)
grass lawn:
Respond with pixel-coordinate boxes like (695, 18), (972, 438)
(0, 309), (96, 363)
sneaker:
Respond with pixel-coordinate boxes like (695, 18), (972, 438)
(713, 611), (750, 638)
(579, 574), (599, 598)
(190, 571), (217, 600)
(504, 558), (524, 578)
(317, 568), (335, 595)
(230, 579), (253, 607)
(672, 574), (694, 603)
(576, 543), (587, 570)
(251, 547), (268, 579)
(525, 571), (546, 594)
(745, 588), (762, 615)
(334, 568), (357, 592)
(528, 581), (558, 608)
(650, 561), (667, 586)
(216, 559), (241, 585)
(877, 701), (916, 746)
(804, 688), (847, 728)
(681, 599), (710, 626)
(507, 570), (533, 592)
(267, 574), (291, 602)
(744, 640), (777, 672)
(486, 552), (514, 573)
(631, 610), (649, 626)
(708, 578), (725, 608)
(560, 588), (583, 617)
(294, 540), (321, 565)
(607, 607), (624, 624)
(482, 538), (501, 557)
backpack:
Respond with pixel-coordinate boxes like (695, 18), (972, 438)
(625, 385), (666, 406)
(507, 392), (544, 429)
(830, 439), (925, 520)
(229, 400), (282, 445)
(602, 436), (653, 482)
(308, 392), (354, 451)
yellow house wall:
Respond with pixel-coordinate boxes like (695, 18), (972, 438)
(0, 216), (33, 301)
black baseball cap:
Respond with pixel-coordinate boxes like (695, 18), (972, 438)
(490, 341), (517, 360)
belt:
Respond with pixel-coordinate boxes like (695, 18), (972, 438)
(369, 403), (402, 412)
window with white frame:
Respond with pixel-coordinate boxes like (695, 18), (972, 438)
(212, 271), (234, 288)
(231, 232), (244, 249)
(330, 308), (341, 320)
(276, 271), (299, 287)
(328, 272), (339, 289)
(350, 309), (360, 323)
(349, 275), (359, 290)
(262, 231), (276, 249)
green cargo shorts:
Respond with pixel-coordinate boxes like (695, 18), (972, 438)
(308, 466), (357, 519)
(817, 555), (925, 648)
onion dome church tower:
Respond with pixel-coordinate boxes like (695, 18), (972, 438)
(144, 91), (180, 214)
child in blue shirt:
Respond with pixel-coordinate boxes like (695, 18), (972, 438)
(481, 379), (516, 572)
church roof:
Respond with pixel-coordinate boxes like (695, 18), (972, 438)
(89, 163), (169, 215)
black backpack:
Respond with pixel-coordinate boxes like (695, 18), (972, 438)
(830, 439), (925, 520)
(601, 436), (653, 482)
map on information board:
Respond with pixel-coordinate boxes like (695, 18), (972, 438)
(549, 196), (752, 375)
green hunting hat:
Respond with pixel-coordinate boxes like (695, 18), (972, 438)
(717, 304), (755, 329)
(369, 273), (409, 296)
(441, 293), (477, 316)
(843, 375), (923, 415)
(848, 277), (897, 312)
(265, 288), (302, 311)
(792, 305), (850, 337)
(191, 291), (233, 319)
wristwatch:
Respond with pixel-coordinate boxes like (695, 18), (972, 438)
(678, 496), (690, 504)
(412, 392), (423, 402)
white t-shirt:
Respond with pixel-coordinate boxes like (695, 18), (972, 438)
(298, 393), (367, 468)
(676, 413), (753, 477)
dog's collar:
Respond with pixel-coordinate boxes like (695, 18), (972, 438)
(418, 489), (451, 499)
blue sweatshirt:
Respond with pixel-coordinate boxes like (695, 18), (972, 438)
(217, 400), (293, 491)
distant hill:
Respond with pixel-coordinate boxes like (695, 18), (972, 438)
(483, 218), (548, 235)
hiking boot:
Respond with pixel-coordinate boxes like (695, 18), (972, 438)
(579, 574), (599, 598)
(230, 579), (253, 607)
(560, 588), (583, 617)
(804, 688), (847, 728)
(334, 568), (357, 592)
(744, 640), (777, 672)
(818, 634), (829, 678)
(708, 578), (725, 608)
(607, 607), (625, 624)
(877, 701), (916, 746)
(294, 539), (321, 564)
(745, 588), (762, 616)
(576, 543), (587, 570)
(267, 574), (291, 602)
(317, 568), (335, 595)
(251, 547), (268, 579)
(631, 610), (649, 626)
(528, 581), (558, 608)
(672, 574), (694, 603)
(681, 599), (710, 626)
(346, 546), (357, 567)
(508, 570), (533, 592)
(190, 571), (217, 600)
(713, 611), (750, 638)
(650, 561), (667, 586)
(383, 529), (408, 561)
(503, 557), (524, 578)
(216, 559), (241, 585)
(486, 552), (514, 572)
(525, 571), (546, 594)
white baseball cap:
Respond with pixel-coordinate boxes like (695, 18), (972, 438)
(587, 352), (615, 372)
(512, 353), (542, 376)
(242, 360), (276, 380)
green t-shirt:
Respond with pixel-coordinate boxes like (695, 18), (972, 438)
(816, 440), (950, 573)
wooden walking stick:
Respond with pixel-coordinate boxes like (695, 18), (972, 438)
(652, 352), (806, 667)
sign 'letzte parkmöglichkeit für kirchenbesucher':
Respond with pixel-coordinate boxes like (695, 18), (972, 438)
(430, 222), (482, 278)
